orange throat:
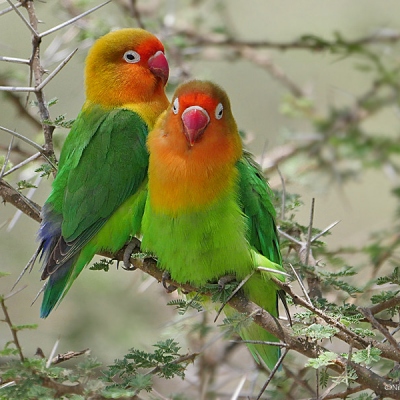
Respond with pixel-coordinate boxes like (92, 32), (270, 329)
(148, 133), (241, 215)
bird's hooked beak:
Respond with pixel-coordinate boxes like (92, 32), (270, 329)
(181, 106), (210, 146)
(148, 50), (169, 85)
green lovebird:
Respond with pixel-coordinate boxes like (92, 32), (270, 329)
(141, 80), (286, 370)
(37, 28), (169, 318)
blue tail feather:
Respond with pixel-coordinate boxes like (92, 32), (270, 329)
(38, 203), (62, 267)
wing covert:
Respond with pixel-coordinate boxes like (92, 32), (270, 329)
(237, 151), (281, 265)
(62, 108), (148, 243)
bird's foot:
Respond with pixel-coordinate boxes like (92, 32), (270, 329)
(218, 274), (236, 289)
(162, 271), (177, 293)
(122, 237), (141, 270)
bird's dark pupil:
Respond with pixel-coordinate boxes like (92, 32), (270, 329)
(127, 53), (135, 60)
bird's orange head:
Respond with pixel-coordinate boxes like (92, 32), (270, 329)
(147, 80), (243, 213)
(84, 28), (169, 109)
(151, 80), (242, 157)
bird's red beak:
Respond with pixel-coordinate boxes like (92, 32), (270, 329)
(148, 50), (169, 85)
(181, 106), (210, 146)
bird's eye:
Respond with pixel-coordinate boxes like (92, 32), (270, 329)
(123, 50), (140, 64)
(172, 98), (179, 114)
(215, 103), (223, 120)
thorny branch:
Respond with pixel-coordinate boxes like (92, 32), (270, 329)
(0, 0), (110, 175)
(273, 278), (400, 363)
(50, 349), (90, 365)
(0, 178), (41, 223)
(359, 307), (400, 356)
(177, 28), (400, 51)
(369, 295), (400, 316)
(0, 78), (41, 130)
(132, 256), (400, 399)
(322, 384), (366, 400)
(20, 0), (55, 161)
(0, 296), (25, 362)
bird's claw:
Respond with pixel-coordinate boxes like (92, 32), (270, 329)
(218, 274), (236, 289)
(162, 271), (177, 293)
(122, 238), (141, 270)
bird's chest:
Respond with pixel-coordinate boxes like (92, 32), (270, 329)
(142, 194), (253, 286)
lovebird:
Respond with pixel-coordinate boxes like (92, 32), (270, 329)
(38, 28), (169, 318)
(141, 80), (286, 370)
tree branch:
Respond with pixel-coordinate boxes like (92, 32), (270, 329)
(108, 256), (398, 399)
(0, 178), (41, 223)
(3, 193), (400, 396)
(369, 295), (400, 316)
(0, 78), (42, 130)
(274, 278), (400, 364)
(177, 28), (400, 52)
(0, 296), (25, 362)
(21, 0), (55, 162)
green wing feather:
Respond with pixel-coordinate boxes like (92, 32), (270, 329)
(51, 106), (147, 264)
(40, 104), (149, 316)
(63, 107), (148, 241)
(237, 150), (281, 265)
(236, 150), (285, 370)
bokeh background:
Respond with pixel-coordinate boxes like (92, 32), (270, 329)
(1, 0), (399, 397)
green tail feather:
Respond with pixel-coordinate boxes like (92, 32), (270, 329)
(40, 256), (77, 318)
(224, 303), (280, 371)
(237, 252), (285, 370)
(240, 318), (280, 371)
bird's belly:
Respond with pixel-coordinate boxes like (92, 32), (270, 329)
(142, 196), (253, 286)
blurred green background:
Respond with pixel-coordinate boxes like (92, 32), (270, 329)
(1, 0), (399, 394)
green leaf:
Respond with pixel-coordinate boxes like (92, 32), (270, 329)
(47, 97), (58, 107)
(332, 366), (358, 385)
(377, 266), (400, 285)
(11, 324), (38, 331)
(77, 356), (102, 371)
(350, 327), (375, 338)
(370, 290), (400, 317)
(16, 180), (37, 191)
(35, 163), (55, 178)
(125, 374), (152, 392)
(371, 290), (400, 303)
(43, 114), (75, 129)
(293, 323), (339, 340)
(352, 394), (374, 400)
(306, 352), (338, 368)
(388, 367), (400, 380)
(293, 311), (315, 323)
(89, 258), (114, 272)
(167, 296), (203, 315)
(320, 267), (362, 296)
(104, 339), (187, 393)
(222, 312), (253, 335)
(352, 346), (381, 365)
(319, 368), (329, 388)
(0, 346), (19, 356)
(201, 281), (239, 304)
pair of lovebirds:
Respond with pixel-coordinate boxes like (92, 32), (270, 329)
(37, 28), (287, 370)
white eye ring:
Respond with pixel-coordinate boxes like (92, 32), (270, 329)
(123, 50), (140, 63)
(215, 103), (223, 120)
(172, 98), (179, 114)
